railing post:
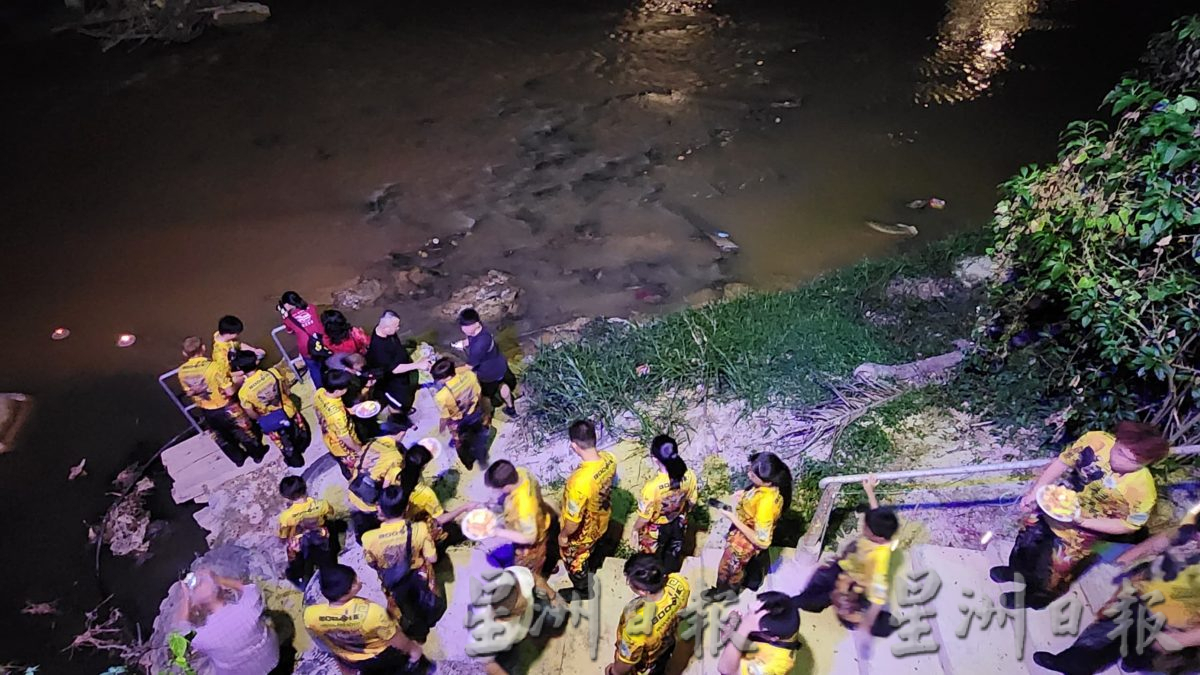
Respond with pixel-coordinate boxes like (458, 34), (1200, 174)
(158, 370), (202, 435)
(270, 325), (303, 381)
(799, 483), (841, 557)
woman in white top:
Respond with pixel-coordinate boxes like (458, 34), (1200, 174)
(173, 570), (280, 675)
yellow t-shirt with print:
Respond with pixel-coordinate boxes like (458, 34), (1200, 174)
(615, 573), (691, 666)
(837, 536), (893, 605)
(737, 486), (785, 548)
(503, 468), (550, 545)
(348, 436), (405, 512)
(178, 356), (232, 410)
(1133, 509), (1200, 629)
(237, 368), (297, 418)
(434, 370), (481, 422)
(212, 332), (240, 378)
(738, 632), (801, 675)
(637, 470), (699, 525)
(314, 388), (358, 458)
(407, 483), (445, 521)
(278, 497), (333, 541)
(1051, 431), (1157, 542)
(562, 451), (618, 532)
(361, 519), (436, 574)
(304, 597), (396, 663)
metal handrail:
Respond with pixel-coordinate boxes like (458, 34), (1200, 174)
(159, 325), (306, 433)
(798, 444), (1200, 555)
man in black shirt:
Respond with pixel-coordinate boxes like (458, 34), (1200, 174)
(452, 308), (518, 416)
(365, 310), (430, 419)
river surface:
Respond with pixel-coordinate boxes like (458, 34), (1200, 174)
(0, 0), (1192, 669)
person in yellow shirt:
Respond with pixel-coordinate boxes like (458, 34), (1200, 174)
(630, 435), (698, 573)
(231, 350), (310, 467)
(361, 487), (445, 642)
(177, 336), (266, 467)
(432, 357), (492, 470)
(796, 475), (898, 642)
(707, 452), (792, 600)
(277, 476), (335, 589)
(398, 441), (473, 547)
(718, 592), (804, 675)
(991, 421), (1169, 610)
(608, 554), (691, 675)
(314, 369), (362, 479)
(483, 460), (555, 600)
(211, 315), (265, 381)
(559, 420), (618, 598)
(1033, 505), (1200, 674)
(347, 421), (409, 543)
(303, 564), (428, 674)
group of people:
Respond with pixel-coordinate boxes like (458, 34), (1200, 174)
(172, 295), (1199, 675)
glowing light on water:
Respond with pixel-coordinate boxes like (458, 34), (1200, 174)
(51, 327), (71, 341)
(916, 0), (1044, 106)
(116, 333), (137, 348)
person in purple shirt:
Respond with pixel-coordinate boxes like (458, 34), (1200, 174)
(452, 308), (518, 416)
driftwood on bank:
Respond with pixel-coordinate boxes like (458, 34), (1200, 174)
(57, 1), (270, 52)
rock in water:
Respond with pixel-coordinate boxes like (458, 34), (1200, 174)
(210, 2), (271, 27)
(440, 270), (523, 324)
(332, 277), (386, 310)
(866, 220), (918, 237)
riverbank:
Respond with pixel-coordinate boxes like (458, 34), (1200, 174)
(141, 235), (1200, 673)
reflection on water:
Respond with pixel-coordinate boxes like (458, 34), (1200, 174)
(918, 0), (1048, 105)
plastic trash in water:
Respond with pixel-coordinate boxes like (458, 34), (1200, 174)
(116, 334), (137, 348)
(708, 230), (740, 253)
(51, 327), (71, 341)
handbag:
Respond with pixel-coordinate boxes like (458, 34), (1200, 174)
(348, 441), (382, 505)
(257, 371), (293, 433)
(382, 524), (442, 629)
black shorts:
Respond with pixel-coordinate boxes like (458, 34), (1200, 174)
(480, 368), (516, 399)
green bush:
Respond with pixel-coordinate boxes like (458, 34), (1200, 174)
(985, 16), (1200, 443)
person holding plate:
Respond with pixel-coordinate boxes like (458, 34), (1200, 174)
(1033, 503), (1200, 674)
(990, 421), (1169, 609)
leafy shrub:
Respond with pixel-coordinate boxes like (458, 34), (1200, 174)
(985, 17), (1200, 443)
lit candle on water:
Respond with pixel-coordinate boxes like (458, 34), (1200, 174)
(116, 333), (137, 348)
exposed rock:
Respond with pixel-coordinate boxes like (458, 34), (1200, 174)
(721, 282), (753, 299)
(954, 255), (996, 288)
(686, 287), (721, 307)
(332, 277), (386, 310)
(440, 270), (522, 324)
(392, 267), (434, 296)
(532, 317), (594, 348)
(885, 277), (956, 301)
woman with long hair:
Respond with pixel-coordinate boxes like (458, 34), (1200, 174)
(320, 309), (370, 356)
(398, 440), (473, 547)
(629, 435), (698, 573)
(707, 452), (792, 599)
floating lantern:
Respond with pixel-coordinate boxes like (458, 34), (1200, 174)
(116, 333), (137, 348)
(50, 327), (71, 341)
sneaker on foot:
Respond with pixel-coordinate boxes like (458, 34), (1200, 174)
(989, 566), (1015, 583)
(1032, 651), (1071, 673)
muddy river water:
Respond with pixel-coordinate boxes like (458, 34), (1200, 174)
(0, 0), (1192, 669)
